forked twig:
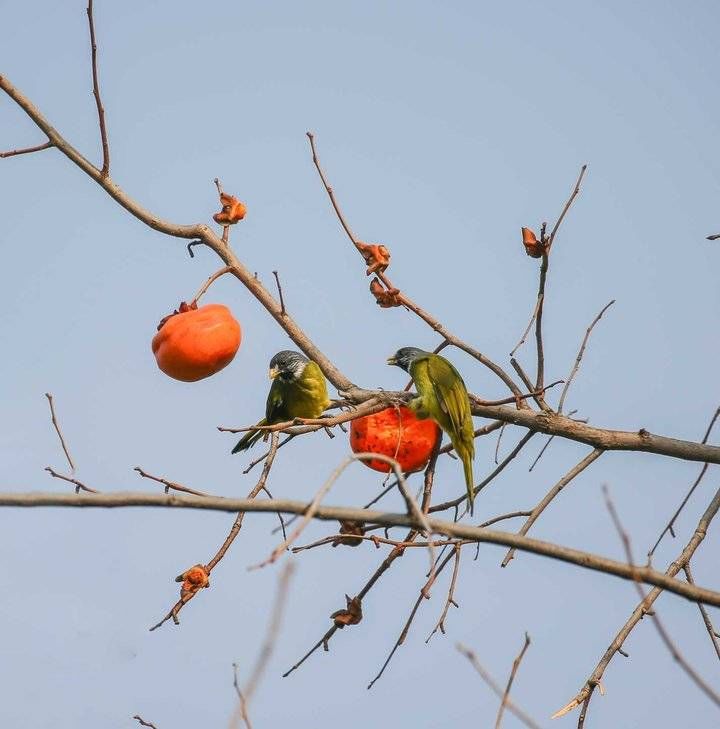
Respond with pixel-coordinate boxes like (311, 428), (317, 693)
(44, 393), (76, 472)
(557, 300), (615, 414)
(495, 632), (532, 729)
(229, 562), (296, 729)
(457, 643), (542, 729)
(87, 0), (110, 175)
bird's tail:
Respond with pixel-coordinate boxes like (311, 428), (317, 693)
(231, 419), (267, 454)
(455, 440), (475, 515)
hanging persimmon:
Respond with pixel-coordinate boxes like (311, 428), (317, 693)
(151, 301), (241, 382)
(350, 405), (440, 473)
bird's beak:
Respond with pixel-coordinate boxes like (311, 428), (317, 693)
(268, 367), (280, 380)
(386, 356), (397, 366)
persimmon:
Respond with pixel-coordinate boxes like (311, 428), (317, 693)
(350, 405), (440, 473)
(152, 301), (241, 382)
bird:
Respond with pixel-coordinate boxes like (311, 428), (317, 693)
(231, 350), (330, 454)
(387, 347), (476, 512)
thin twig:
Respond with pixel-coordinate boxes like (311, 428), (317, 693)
(135, 466), (209, 497)
(45, 466), (98, 494)
(133, 717), (158, 729)
(534, 164), (588, 398)
(0, 140), (53, 158)
(547, 164), (588, 249)
(501, 448), (604, 566)
(457, 643), (542, 729)
(510, 297), (542, 358)
(495, 632), (532, 729)
(602, 485), (720, 709)
(684, 563), (720, 661)
(554, 485), (720, 719)
(149, 434), (281, 631)
(44, 393), (75, 472)
(429, 431), (536, 514)
(648, 405), (720, 560)
(426, 545), (462, 641)
(272, 271), (286, 316)
(494, 423), (508, 464)
(86, 0), (109, 175)
(231, 665), (252, 729)
(367, 546), (457, 689)
(557, 300), (615, 414)
(191, 266), (232, 305)
(229, 562), (296, 729)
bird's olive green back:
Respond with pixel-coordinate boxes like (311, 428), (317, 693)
(410, 354), (474, 453)
(265, 360), (329, 423)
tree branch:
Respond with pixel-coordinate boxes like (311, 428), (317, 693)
(5, 490), (720, 607)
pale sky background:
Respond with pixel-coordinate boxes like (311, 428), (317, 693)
(2, 1), (720, 727)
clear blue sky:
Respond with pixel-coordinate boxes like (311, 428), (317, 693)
(2, 1), (719, 727)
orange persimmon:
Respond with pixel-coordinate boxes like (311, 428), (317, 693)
(152, 302), (241, 382)
(350, 405), (440, 473)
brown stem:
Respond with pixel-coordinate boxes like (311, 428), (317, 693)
(44, 392), (75, 472)
(495, 632), (532, 729)
(557, 299), (615, 413)
(501, 448), (604, 566)
(87, 0), (110, 175)
(0, 140), (53, 158)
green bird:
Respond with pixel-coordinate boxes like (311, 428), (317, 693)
(387, 347), (476, 512)
(231, 350), (330, 454)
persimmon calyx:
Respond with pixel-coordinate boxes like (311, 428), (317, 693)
(213, 192), (247, 225)
(332, 520), (364, 547)
(330, 594), (363, 628)
(521, 227), (547, 258)
(175, 564), (210, 599)
(356, 241), (391, 275)
(370, 278), (402, 308)
(157, 300), (198, 331)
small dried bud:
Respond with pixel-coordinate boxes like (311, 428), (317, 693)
(213, 193), (247, 225)
(330, 594), (363, 628)
(332, 520), (364, 547)
(175, 564), (210, 599)
(357, 241), (391, 275)
(370, 278), (402, 308)
(521, 227), (544, 258)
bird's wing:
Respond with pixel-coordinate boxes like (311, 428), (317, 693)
(265, 379), (287, 423)
(424, 355), (471, 435)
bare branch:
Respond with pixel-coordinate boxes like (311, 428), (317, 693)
(426, 545), (462, 641)
(149, 434), (281, 631)
(557, 299), (615, 414)
(602, 485), (720, 709)
(457, 643), (542, 729)
(135, 466), (209, 497)
(44, 392), (75, 472)
(495, 632), (532, 729)
(306, 130), (525, 402)
(45, 466), (98, 494)
(272, 270), (286, 316)
(133, 716), (158, 729)
(547, 164), (588, 249)
(648, 405), (720, 560)
(554, 485), (720, 719)
(86, 0), (110, 175)
(501, 448), (604, 566)
(7, 490), (720, 607)
(429, 431), (536, 513)
(229, 562), (295, 729)
(191, 266), (232, 306)
(0, 140), (53, 158)
(684, 563), (720, 661)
